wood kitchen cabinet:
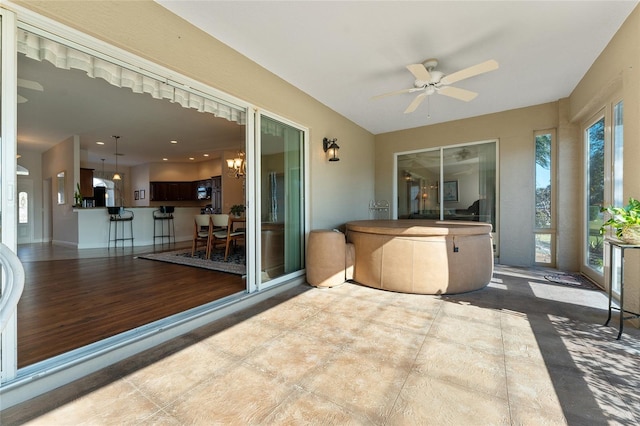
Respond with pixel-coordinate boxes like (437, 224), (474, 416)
(80, 168), (94, 198)
(150, 181), (197, 201)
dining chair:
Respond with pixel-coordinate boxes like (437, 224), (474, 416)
(192, 214), (211, 257)
(207, 214), (228, 256)
(210, 214), (245, 261)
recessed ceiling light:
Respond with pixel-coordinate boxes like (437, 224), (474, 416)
(189, 157), (195, 160)
(96, 141), (104, 145)
(162, 158), (168, 161)
(170, 140), (178, 144)
(203, 154), (209, 157)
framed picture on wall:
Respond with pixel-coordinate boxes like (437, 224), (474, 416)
(134, 190), (139, 200)
(140, 189), (146, 200)
(443, 180), (459, 202)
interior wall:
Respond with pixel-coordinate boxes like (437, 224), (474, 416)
(375, 102), (560, 267)
(130, 163), (150, 207)
(16, 0), (376, 231)
(41, 135), (78, 245)
(197, 158), (222, 180)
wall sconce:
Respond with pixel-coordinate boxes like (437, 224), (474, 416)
(323, 138), (340, 162)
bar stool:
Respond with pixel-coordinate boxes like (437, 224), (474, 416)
(153, 206), (175, 245)
(108, 207), (134, 249)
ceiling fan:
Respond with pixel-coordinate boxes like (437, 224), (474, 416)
(373, 58), (499, 113)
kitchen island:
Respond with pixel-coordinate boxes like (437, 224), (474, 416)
(71, 207), (202, 249)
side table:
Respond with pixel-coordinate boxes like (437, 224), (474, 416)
(604, 239), (640, 339)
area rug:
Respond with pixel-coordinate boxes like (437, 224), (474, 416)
(543, 272), (601, 291)
(138, 248), (245, 275)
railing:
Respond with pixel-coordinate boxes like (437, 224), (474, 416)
(0, 243), (25, 333)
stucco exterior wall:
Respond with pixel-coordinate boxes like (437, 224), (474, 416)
(375, 103), (567, 267)
(570, 6), (640, 318)
(13, 0), (375, 230)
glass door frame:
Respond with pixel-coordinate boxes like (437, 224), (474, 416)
(582, 108), (610, 284)
(393, 139), (499, 255)
(1, 7), (19, 383)
(0, 4), (311, 393)
(252, 111), (309, 293)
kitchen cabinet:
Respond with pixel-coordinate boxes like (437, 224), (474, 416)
(80, 168), (94, 198)
(150, 181), (197, 201)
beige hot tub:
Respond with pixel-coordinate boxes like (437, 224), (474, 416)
(345, 220), (493, 295)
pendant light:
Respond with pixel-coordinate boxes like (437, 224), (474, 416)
(112, 135), (121, 180)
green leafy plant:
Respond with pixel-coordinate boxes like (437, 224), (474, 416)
(229, 204), (245, 216)
(600, 197), (640, 240)
(74, 182), (83, 206)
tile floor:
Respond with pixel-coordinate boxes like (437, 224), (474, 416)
(3, 265), (640, 425)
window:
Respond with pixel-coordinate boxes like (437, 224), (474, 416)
(18, 191), (27, 224)
(610, 100), (624, 294)
(534, 130), (555, 265)
(585, 116), (605, 273)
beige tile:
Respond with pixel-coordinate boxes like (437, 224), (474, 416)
(504, 357), (564, 414)
(242, 329), (341, 385)
(196, 315), (283, 358)
(386, 373), (510, 425)
(124, 342), (236, 405)
(414, 336), (508, 399)
(429, 314), (504, 356)
(320, 294), (385, 320)
(292, 309), (364, 348)
(13, 264), (640, 426)
(368, 302), (437, 334)
(23, 379), (160, 425)
(346, 321), (425, 367)
(439, 299), (502, 326)
(250, 299), (321, 330)
(262, 387), (370, 425)
(166, 363), (293, 424)
(305, 349), (411, 423)
(138, 409), (183, 425)
(509, 403), (568, 425)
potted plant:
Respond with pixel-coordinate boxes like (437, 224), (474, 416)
(74, 182), (83, 207)
(600, 197), (640, 244)
(229, 204), (245, 217)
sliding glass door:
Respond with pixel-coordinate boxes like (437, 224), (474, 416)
(396, 140), (498, 251)
(256, 115), (306, 290)
(1, 7), (19, 383)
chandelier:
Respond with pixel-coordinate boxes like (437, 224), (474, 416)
(226, 150), (246, 179)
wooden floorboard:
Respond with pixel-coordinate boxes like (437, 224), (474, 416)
(17, 244), (245, 368)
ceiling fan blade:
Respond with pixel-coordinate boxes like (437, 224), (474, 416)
(17, 94), (28, 104)
(438, 86), (478, 102)
(404, 92), (428, 114)
(441, 59), (498, 85)
(406, 64), (431, 82)
(18, 78), (44, 92)
(371, 87), (415, 100)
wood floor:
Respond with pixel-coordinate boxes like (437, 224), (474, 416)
(16, 242), (246, 368)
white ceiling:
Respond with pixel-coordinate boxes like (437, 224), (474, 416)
(16, 1), (639, 168)
(157, 0), (639, 134)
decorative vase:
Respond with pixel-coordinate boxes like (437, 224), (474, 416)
(621, 225), (640, 245)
